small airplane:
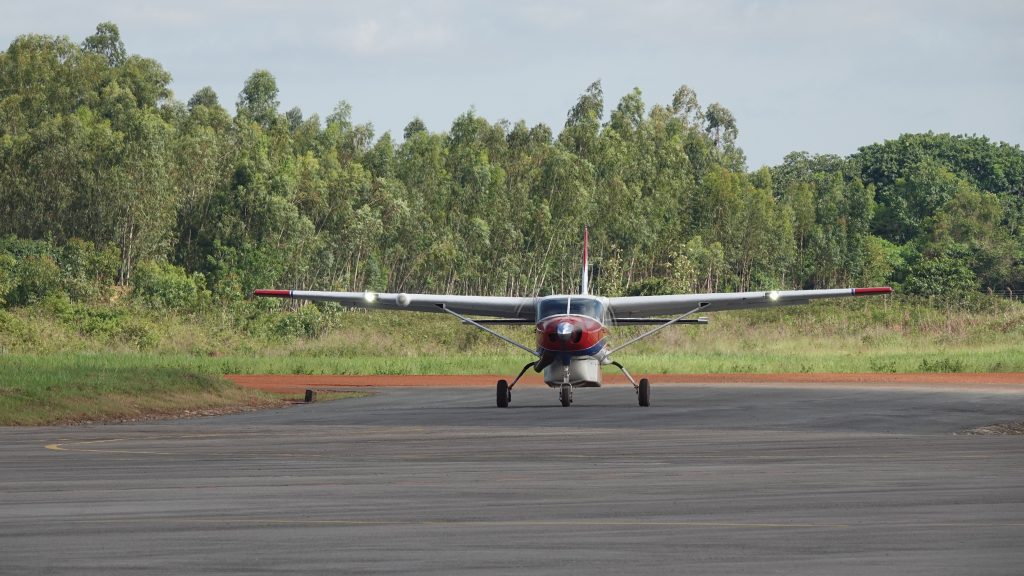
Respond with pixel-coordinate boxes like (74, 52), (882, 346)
(255, 229), (892, 408)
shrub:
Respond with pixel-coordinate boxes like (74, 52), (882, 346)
(9, 253), (63, 305)
(903, 252), (979, 299)
(59, 239), (119, 303)
(51, 301), (158, 349)
(269, 303), (333, 339)
(919, 357), (966, 373)
(0, 308), (37, 348)
(0, 253), (16, 306)
(131, 260), (209, 311)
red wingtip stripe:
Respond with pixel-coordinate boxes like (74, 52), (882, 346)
(853, 287), (893, 295)
(253, 289), (292, 298)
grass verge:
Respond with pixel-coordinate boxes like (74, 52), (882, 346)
(0, 355), (362, 426)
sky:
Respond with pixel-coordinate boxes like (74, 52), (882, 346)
(3, 0), (1022, 168)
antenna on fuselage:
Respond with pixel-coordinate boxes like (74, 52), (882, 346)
(581, 226), (589, 295)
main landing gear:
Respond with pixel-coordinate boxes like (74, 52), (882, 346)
(495, 361), (537, 408)
(611, 361), (651, 407)
(638, 378), (651, 407)
(496, 379), (510, 408)
(495, 360), (652, 408)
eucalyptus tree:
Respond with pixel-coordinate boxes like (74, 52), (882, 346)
(172, 87), (236, 273)
(560, 80), (603, 159)
(112, 108), (177, 284)
(82, 22), (126, 66)
(236, 70), (280, 130)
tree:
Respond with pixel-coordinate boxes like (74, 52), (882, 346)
(925, 187), (1017, 289)
(703, 102), (737, 149)
(855, 133), (1024, 199)
(560, 80), (603, 158)
(117, 55), (172, 110)
(188, 86), (220, 111)
(874, 159), (969, 243)
(82, 22), (126, 66)
(403, 117), (427, 140)
(237, 70), (280, 129)
(670, 85), (702, 126)
(608, 88), (645, 136)
(112, 109), (177, 284)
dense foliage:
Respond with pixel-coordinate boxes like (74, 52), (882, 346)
(2, 23), (1023, 310)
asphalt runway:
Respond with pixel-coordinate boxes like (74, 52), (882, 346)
(3, 384), (1024, 575)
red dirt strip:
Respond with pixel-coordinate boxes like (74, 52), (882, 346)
(226, 373), (1024, 394)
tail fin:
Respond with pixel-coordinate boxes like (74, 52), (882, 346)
(581, 227), (589, 295)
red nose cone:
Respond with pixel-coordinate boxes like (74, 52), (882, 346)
(536, 315), (606, 354)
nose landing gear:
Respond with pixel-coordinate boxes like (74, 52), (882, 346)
(559, 384), (573, 407)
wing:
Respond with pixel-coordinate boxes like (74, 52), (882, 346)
(253, 289), (536, 320)
(607, 287), (892, 318)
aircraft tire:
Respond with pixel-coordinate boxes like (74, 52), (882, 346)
(559, 385), (572, 407)
(638, 378), (651, 407)
(497, 379), (510, 408)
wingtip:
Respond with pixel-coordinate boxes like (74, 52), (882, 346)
(853, 287), (893, 295)
(253, 289), (292, 298)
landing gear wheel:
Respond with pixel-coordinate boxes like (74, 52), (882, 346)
(497, 379), (510, 408)
(559, 385), (572, 407)
(638, 378), (651, 407)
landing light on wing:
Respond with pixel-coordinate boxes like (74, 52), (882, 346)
(768, 290), (780, 301)
(363, 291), (377, 303)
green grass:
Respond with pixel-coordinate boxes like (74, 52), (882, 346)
(3, 296), (1024, 425)
(0, 355), (294, 425)
(4, 295), (1024, 363)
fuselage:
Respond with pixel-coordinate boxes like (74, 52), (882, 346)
(534, 295), (608, 387)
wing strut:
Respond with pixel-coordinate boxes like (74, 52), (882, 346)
(437, 304), (540, 357)
(605, 303), (709, 357)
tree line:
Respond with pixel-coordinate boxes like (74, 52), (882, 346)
(2, 23), (1023, 311)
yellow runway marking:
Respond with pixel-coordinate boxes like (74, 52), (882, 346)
(43, 433), (337, 457)
(45, 438), (172, 455)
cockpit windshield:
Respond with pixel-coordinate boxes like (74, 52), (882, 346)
(537, 297), (569, 320)
(569, 297), (603, 319)
(536, 297), (605, 321)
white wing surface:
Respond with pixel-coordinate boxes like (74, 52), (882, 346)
(607, 287), (892, 318)
(254, 289), (536, 320)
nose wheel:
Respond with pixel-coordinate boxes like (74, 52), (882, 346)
(559, 384), (573, 407)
